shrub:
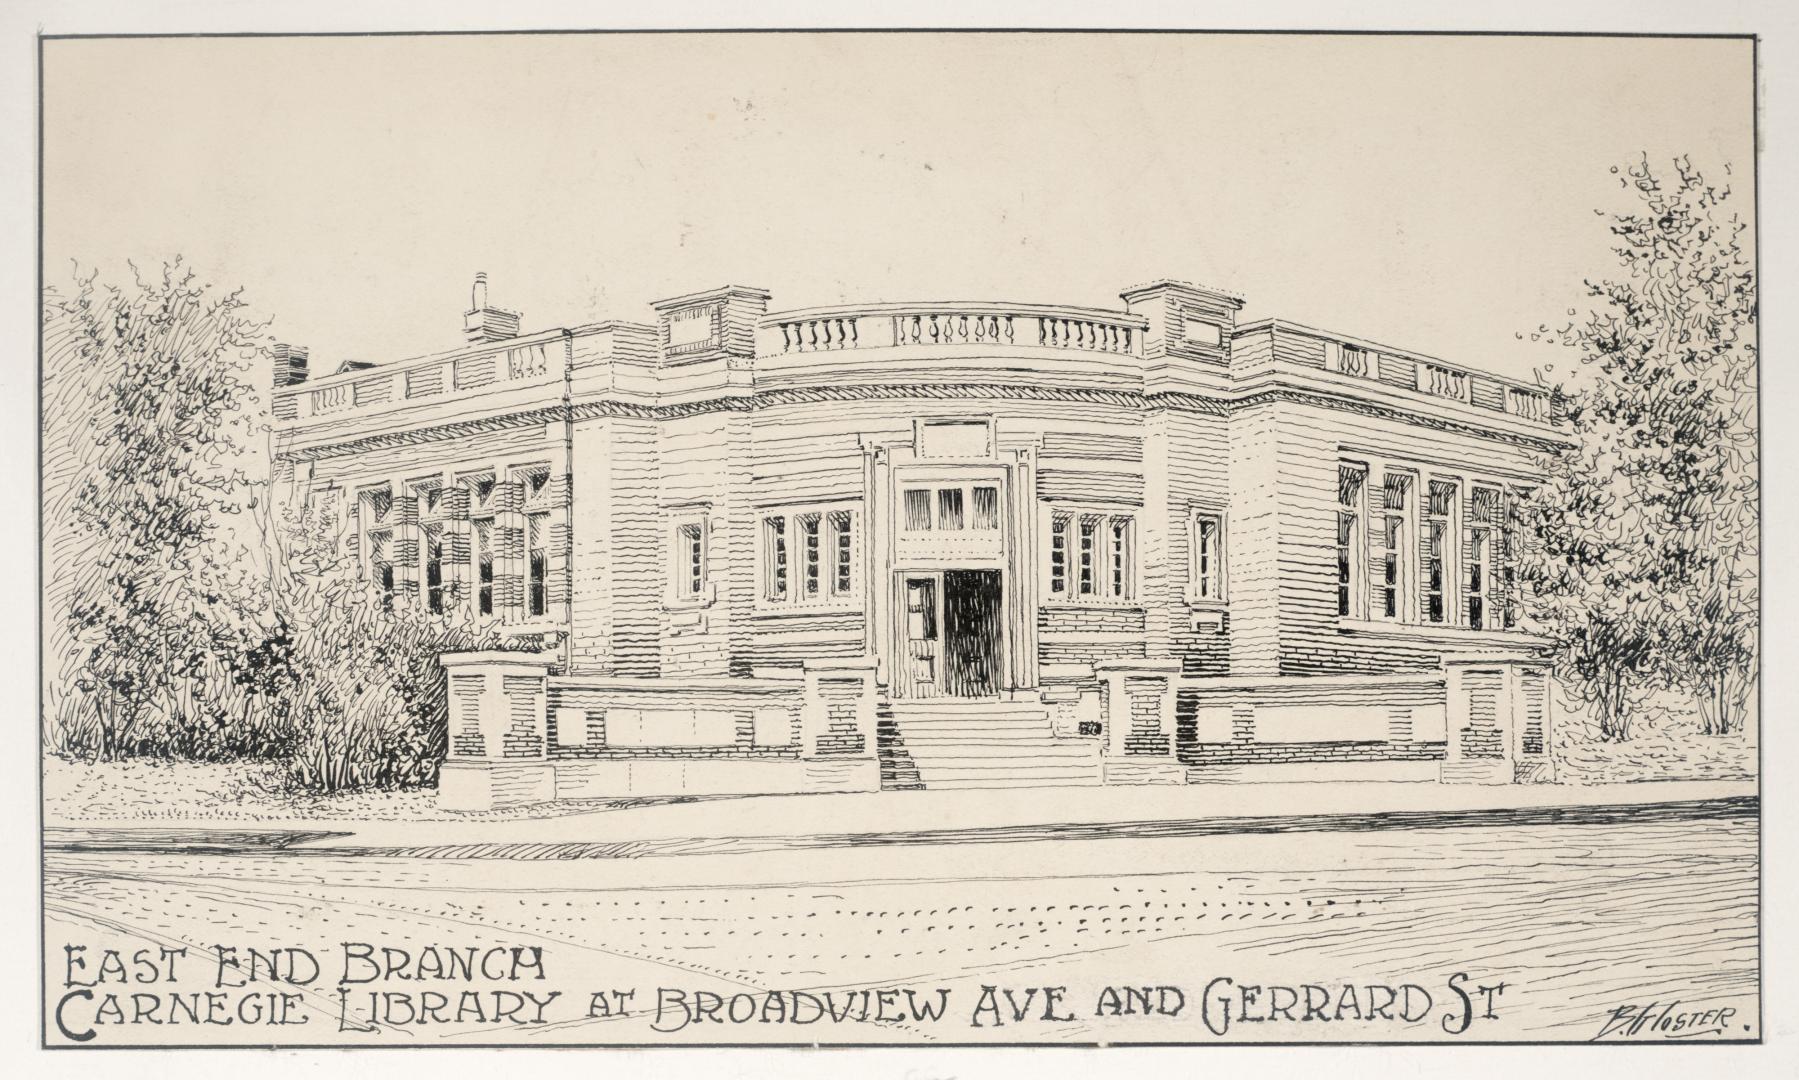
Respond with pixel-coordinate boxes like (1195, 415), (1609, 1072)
(267, 499), (515, 795)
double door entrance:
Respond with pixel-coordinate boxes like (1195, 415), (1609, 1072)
(898, 569), (1003, 699)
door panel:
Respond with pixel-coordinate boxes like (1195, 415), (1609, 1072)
(903, 575), (940, 699)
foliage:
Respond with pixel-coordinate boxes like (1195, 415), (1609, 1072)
(263, 500), (511, 794)
(44, 261), (514, 794)
(47, 260), (267, 760)
(1520, 156), (1757, 740)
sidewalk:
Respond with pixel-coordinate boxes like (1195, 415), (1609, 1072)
(46, 777), (1757, 858)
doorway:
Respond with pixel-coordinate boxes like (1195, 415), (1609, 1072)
(898, 570), (1003, 698)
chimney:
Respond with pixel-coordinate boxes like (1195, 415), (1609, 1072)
(272, 343), (310, 387)
(464, 271), (521, 344)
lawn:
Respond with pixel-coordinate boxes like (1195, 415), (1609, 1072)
(1551, 687), (1756, 785)
(40, 756), (687, 826)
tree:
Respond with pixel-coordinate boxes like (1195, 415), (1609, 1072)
(47, 260), (268, 759)
(1521, 156), (1757, 740)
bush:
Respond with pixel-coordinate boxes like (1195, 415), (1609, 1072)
(266, 500), (517, 795)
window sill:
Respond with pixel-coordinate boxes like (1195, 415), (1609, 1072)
(1336, 618), (1550, 648)
(1183, 597), (1229, 611)
(663, 595), (716, 613)
(753, 602), (864, 618)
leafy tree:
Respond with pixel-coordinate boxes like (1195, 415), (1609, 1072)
(47, 261), (267, 759)
(1522, 156), (1756, 740)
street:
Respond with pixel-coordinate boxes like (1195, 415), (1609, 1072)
(43, 810), (1757, 1045)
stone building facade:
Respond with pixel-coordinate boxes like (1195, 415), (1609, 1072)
(271, 275), (1560, 809)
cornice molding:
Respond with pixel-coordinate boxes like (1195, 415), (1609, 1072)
(275, 381), (1559, 461)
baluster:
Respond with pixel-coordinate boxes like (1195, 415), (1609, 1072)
(1004, 316), (1015, 344)
(848, 316), (858, 349)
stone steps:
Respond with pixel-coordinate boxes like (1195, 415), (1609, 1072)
(881, 698), (1102, 790)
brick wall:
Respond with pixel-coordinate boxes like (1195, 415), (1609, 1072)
(1123, 677), (1170, 756)
(1182, 740), (1447, 766)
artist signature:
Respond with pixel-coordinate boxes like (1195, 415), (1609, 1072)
(1591, 1001), (1741, 1041)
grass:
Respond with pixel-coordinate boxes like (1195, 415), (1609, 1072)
(1552, 689), (1756, 785)
(40, 756), (688, 825)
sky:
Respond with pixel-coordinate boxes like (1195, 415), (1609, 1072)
(41, 32), (1755, 382)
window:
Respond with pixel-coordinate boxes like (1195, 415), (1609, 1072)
(1468, 487), (1501, 629)
(474, 518), (494, 616)
(369, 530), (394, 609)
(676, 521), (706, 598)
(1078, 517), (1099, 595)
(1190, 509), (1225, 603)
(903, 489), (932, 531)
(521, 466), (551, 503)
(466, 474), (496, 512)
(409, 477), (442, 516)
(831, 511), (853, 595)
(1110, 518), (1132, 597)
(800, 513), (823, 598)
(937, 488), (965, 531)
(1501, 489), (1527, 629)
(1339, 463), (1530, 633)
(1337, 466), (1366, 618)
(1425, 480), (1457, 624)
(1049, 509), (1136, 602)
(425, 528), (444, 614)
(1379, 473), (1412, 620)
(527, 512), (549, 617)
(971, 485), (1000, 530)
(761, 505), (857, 606)
(763, 516), (788, 601)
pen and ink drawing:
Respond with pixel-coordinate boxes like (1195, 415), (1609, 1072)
(38, 32), (1757, 1047)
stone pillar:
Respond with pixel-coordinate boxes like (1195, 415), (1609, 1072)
(798, 658), (881, 792)
(1096, 659), (1184, 784)
(864, 445), (892, 686)
(390, 495), (421, 605)
(439, 484), (472, 612)
(438, 651), (556, 811)
(1004, 444), (1041, 692)
(492, 480), (527, 620)
(545, 472), (573, 613)
(1440, 657), (1550, 784)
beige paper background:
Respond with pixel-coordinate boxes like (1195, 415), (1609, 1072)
(10, 2), (1797, 1078)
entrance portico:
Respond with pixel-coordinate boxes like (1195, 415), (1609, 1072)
(864, 420), (1041, 699)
